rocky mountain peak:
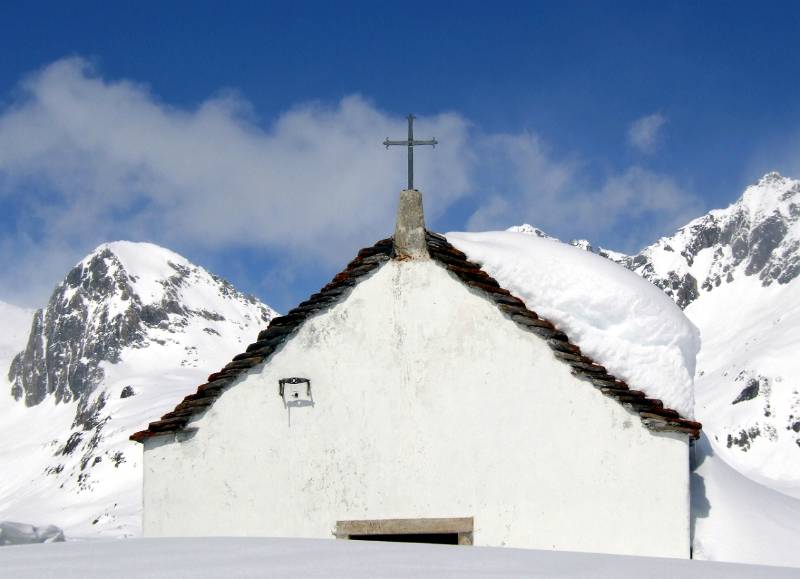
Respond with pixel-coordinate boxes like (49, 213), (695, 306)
(737, 171), (800, 224)
(615, 173), (800, 308)
(8, 241), (276, 414)
(757, 170), (791, 187)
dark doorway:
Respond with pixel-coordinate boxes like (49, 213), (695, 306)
(349, 532), (459, 545)
(336, 517), (474, 546)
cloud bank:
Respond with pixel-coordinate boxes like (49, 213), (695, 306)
(0, 58), (471, 255)
(466, 133), (700, 245)
(0, 58), (700, 306)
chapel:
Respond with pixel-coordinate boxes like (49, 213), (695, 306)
(131, 183), (701, 558)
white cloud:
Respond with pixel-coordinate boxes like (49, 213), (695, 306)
(0, 58), (701, 306)
(466, 132), (577, 231)
(627, 113), (667, 153)
(466, 132), (701, 252)
(0, 58), (473, 304)
(591, 166), (704, 248)
(0, 58), (473, 254)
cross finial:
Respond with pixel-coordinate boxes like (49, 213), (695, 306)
(383, 114), (437, 190)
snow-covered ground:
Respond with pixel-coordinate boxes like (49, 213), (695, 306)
(692, 434), (800, 567)
(689, 275), (800, 500)
(1, 537), (799, 579)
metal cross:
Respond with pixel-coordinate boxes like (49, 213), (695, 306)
(383, 114), (437, 190)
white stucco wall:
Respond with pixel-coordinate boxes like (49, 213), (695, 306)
(142, 259), (691, 558)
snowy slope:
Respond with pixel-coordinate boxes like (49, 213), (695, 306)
(0, 242), (276, 538)
(689, 277), (800, 498)
(2, 537), (799, 579)
(621, 173), (800, 498)
(692, 434), (800, 567)
(447, 231), (699, 418)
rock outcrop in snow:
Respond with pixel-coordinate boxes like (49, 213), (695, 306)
(0, 521), (65, 546)
(9, 242), (274, 417)
(620, 171), (800, 309)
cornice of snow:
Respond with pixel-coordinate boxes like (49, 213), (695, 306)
(449, 230), (699, 419)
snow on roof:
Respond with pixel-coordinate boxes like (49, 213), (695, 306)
(447, 230), (700, 418)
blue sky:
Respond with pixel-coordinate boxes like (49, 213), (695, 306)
(1, 2), (799, 311)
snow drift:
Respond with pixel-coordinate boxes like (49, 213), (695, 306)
(447, 231), (700, 418)
(692, 434), (800, 567)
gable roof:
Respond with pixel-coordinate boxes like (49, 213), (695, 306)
(131, 231), (701, 443)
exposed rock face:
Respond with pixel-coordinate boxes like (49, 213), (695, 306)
(10, 248), (146, 407)
(525, 172), (800, 310)
(9, 242), (275, 417)
(613, 172), (800, 309)
(0, 521), (65, 545)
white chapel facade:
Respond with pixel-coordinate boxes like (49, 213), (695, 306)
(132, 189), (700, 559)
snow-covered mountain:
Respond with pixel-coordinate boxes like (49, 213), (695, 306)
(629, 173), (800, 499)
(0, 241), (276, 537)
(514, 171), (800, 499)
